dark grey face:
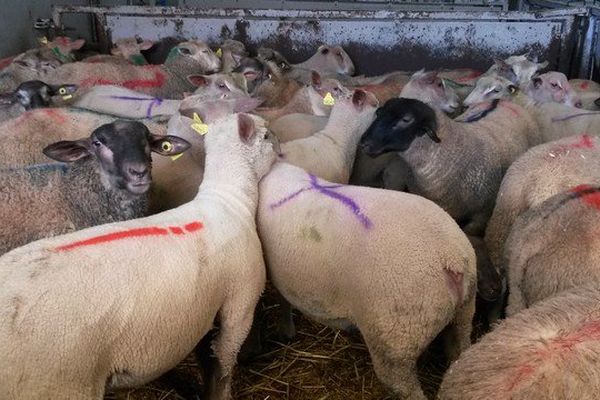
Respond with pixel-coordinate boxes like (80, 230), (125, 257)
(43, 120), (192, 196)
(359, 98), (440, 158)
(0, 80), (78, 110)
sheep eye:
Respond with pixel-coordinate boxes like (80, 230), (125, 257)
(92, 140), (102, 147)
(401, 116), (414, 123)
(492, 88), (500, 94)
(178, 47), (192, 55)
(321, 48), (329, 55)
(333, 87), (340, 93)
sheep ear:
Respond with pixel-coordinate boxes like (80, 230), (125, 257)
(424, 127), (441, 143)
(187, 74), (208, 87)
(238, 113), (256, 143)
(418, 70), (438, 85)
(69, 39), (85, 50)
(311, 71), (322, 89)
(537, 61), (548, 70)
(43, 139), (90, 162)
(149, 134), (191, 156)
(139, 40), (153, 51)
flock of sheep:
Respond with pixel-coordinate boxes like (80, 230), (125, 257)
(0, 33), (599, 400)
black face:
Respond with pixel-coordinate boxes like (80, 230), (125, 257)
(359, 98), (439, 157)
(91, 121), (154, 195)
(14, 81), (53, 109)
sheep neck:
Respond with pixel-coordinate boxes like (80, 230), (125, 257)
(194, 143), (259, 222)
(63, 160), (148, 226)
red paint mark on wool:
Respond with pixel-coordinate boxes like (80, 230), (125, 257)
(0, 56), (15, 69)
(454, 69), (482, 84)
(444, 268), (464, 305)
(80, 69), (166, 90)
(548, 134), (595, 158)
(580, 81), (590, 90)
(507, 320), (600, 392)
(570, 184), (600, 210)
(55, 221), (204, 252)
(41, 109), (67, 124)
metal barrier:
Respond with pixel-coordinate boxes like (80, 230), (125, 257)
(52, 4), (592, 78)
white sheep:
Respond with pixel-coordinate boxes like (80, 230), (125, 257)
(43, 40), (221, 99)
(278, 89), (379, 183)
(438, 285), (600, 400)
(257, 161), (476, 399)
(504, 183), (600, 315)
(484, 134), (600, 277)
(0, 112), (276, 400)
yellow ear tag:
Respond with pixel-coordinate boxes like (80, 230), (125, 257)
(39, 36), (49, 45)
(216, 48), (223, 58)
(323, 92), (335, 106)
(190, 113), (209, 135)
(58, 87), (73, 100)
(171, 153), (184, 161)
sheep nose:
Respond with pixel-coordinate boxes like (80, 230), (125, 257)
(127, 165), (149, 178)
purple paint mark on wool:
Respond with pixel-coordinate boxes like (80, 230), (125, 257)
(108, 95), (163, 119)
(270, 174), (373, 229)
(552, 112), (600, 122)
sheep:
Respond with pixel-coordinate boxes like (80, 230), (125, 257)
(0, 108), (167, 168)
(0, 80), (78, 123)
(82, 37), (153, 65)
(218, 39), (248, 73)
(141, 36), (181, 65)
(252, 68), (304, 108)
(0, 37), (85, 91)
(278, 89), (378, 183)
(503, 184), (600, 315)
(484, 134), (600, 278)
(256, 45), (355, 85)
(0, 112), (276, 400)
(268, 113), (328, 143)
(482, 54), (548, 87)
(71, 73), (248, 121)
(257, 161), (477, 399)
(463, 75), (600, 143)
(568, 78), (600, 110)
(438, 285), (600, 400)
(464, 73), (581, 108)
(150, 95), (264, 213)
(71, 85), (181, 121)
(359, 97), (538, 236)
(254, 71), (350, 122)
(43, 40), (221, 99)
(0, 120), (190, 255)
(350, 69), (460, 191)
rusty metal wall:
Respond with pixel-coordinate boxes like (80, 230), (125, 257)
(53, 5), (590, 77)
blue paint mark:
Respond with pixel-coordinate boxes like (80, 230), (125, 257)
(270, 174), (373, 229)
(108, 95), (163, 119)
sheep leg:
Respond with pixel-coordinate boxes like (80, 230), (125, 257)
(361, 328), (427, 399)
(276, 293), (297, 341)
(506, 260), (528, 317)
(443, 293), (475, 362)
(205, 296), (258, 400)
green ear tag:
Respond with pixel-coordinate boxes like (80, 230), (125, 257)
(323, 92), (335, 106)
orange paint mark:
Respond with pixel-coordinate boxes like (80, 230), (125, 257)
(55, 221), (204, 252)
(507, 320), (600, 393)
(570, 184), (600, 210)
(80, 69), (166, 90)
